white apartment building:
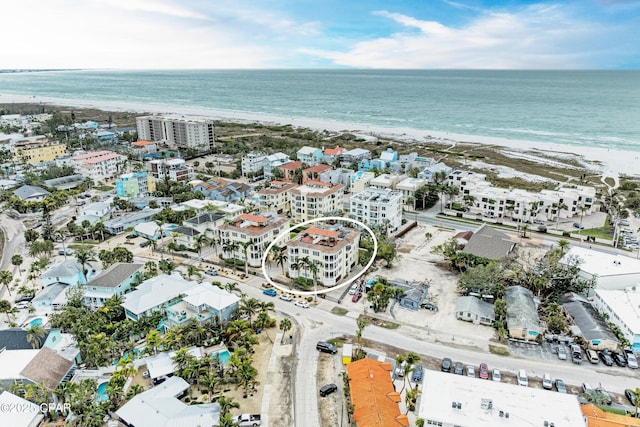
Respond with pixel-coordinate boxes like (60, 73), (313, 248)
(396, 177), (427, 207)
(288, 181), (345, 223)
(149, 158), (195, 182)
(350, 187), (403, 233)
(256, 181), (298, 214)
(448, 170), (597, 222)
(594, 288), (640, 352)
(287, 225), (360, 287)
(241, 152), (267, 177)
(136, 115), (214, 152)
(68, 150), (127, 182)
(350, 171), (375, 194)
(319, 168), (354, 190)
(369, 173), (404, 189)
(218, 213), (290, 268)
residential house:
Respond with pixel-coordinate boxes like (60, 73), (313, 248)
(83, 263), (144, 310)
(134, 221), (162, 241)
(0, 349), (39, 390)
(506, 285), (541, 340)
(184, 211), (226, 234)
(350, 171), (375, 193)
(256, 181), (297, 214)
(41, 259), (94, 287)
(144, 347), (205, 380)
(130, 140), (158, 158)
(0, 329), (51, 351)
(461, 224), (516, 260)
(191, 178), (252, 203)
(302, 164), (332, 184)
(287, 225), (360, 287)
(561, 246), (640, 291)
(43, 174), (85, 191)
(77, 201), (111, 226)
(289, 181), (345, 223)
(319, 168), (354, 190)
(346, 358), (409, 427)
(68, 150), (127, 181)
(323, 146), (346, 164)
(103, 208), (161, 234)
(12, 185), (50, 202)
(218, 213), (290, 268)
(31, 284), (69, 310)
(561, 293), (619, 351)
(19, 347), (75, 390)
(396, 177), (427, 207)
(278, 160), (303, 183)
(122, 273), (196, 321)
(594, 288), (640, 353)
(297, 146), (323, 166)
(0, 391), (43, 427)
(418, 161), (452, 182)
(399, 283), (429, 310)
(350, 187), (403, 234)
(340, 148), (371, 166)
(149, 158), (194, 182)
(263, 152), (291, 179)
(116, 171), (156, 198)
(455, 296), (496, 326)
(136, 115), (215, 152)
(164, 285), (240, 329)
(116, 376), (220, 427)
(177, 199), (244, 218)
(95, 129), (116, 142)
(171, 226), (201, 250)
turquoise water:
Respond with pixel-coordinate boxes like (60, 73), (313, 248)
(96, 382), (108, 402)
(211, 349), (231, 365)
(0, 70), (638, 151)
(29, 318), (43, 327)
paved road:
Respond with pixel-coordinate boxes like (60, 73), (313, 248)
(0, 213), (26, 300)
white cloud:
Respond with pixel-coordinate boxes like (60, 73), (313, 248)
(313, 4), (608, 69)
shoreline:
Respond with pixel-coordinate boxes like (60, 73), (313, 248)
(1, 93), (637, 179)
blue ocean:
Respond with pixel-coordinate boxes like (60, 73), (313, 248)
(0, 69), (638, 151)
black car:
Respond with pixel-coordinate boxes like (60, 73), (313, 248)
(600, 350), (614, 366)
(15, 294), (35, 303)
(420, 302), (438, 311)
(139, 240), (150, 248)
(612, 351), (627, 367)
(319, 383), (337, 397)
(411, 365), (424, 382)
(441, 357), (452, 373)
(316, 341), (338, 354)
(555, 379), (567, 394)
(453, 362), (464, 375)
(625, 389), (638, 405)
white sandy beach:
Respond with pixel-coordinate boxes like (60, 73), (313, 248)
(1, 93), (637, 179)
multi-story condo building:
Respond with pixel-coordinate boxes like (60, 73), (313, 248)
(287, 225), (360, 287)
(69, 150), (127, 181)
(302, 164), (332, 184)
(396, 177), (428, 207)
(241, 151), (267, 177)
(115, 171), (157, 198)
(256, 181), (298, 214)
(319, 168), (354, 191)
(218, 213), (290, 268)
(288, 181), (345, 223)
(136, 115), (214, 152)
(149, 158), (194, 182)
(12, 138), (66, 164)
(350, 171), (375, 194)
(350, 187), (403, 233)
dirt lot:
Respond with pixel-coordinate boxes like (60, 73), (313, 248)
(317, 351), (347, 427)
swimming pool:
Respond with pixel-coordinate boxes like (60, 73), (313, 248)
(28, 318), (43, 328)
(96, 381), (109, 402)
(211, 349), (231, 365)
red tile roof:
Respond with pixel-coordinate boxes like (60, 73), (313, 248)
(238, 213), (269, 223)
(278, 161), (303, 170)
(324, 146), (345, 155)
(304, 164), (332, 173)
(306, 227), (340, 238)
(132, 140), (155, 146)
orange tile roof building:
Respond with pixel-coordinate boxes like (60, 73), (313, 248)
(582, 403), (640, 427)
(346, 358), (409, 427)
(256, 181), (298, 215)
(287, 225), (359, 287)
(302, 164), (332, 184)
(277, 161), (303, 182)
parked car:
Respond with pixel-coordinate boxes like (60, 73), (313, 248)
(466, 365), (475, 378)
(262, 289), (277, 297)
(573, 222), (585, 229)
(582, 383), (593, 394)
(279, 293), (293, 302)
(586, 349), (600, 364)
(478, 363), (489, 379)
(234, 413), (262, 426)
(152, 376), (167, 386)
(15, 302), (30, 309)
(454, 362), (464, 375)
(517, 369), (528, 387)
(15, 294), (34, 303)
(294, 300), (309, 309)
(139, 240), (150, 248)
(441, 358), (452, 373)
(319, 383), (338, 397)
(492, 369), (501, 382)
(570, 344), (583, 364)
(555, 379), (567, 393)
(57, 248), (73, 255)
(596, 385), (612, 405)
(411, 365), (424, 382)
(316, 341), (337, 354)
(625, 389), (637, 405)
(612, 351), (628, 367)
(351, 292), (363, 302)
(600, 350), (614, 366)
(542, 373), (553, 390)
(204, 269), (218, 276)
(126, 233), (138, 239)
(627, 352), (639, 369)
(420, 302), (438, 311)
(348, 284), (359, 294)
(557, 346), (567, 360)
(395, 361), (408, 377)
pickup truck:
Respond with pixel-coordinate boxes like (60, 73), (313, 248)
(234, 413), (261, 426)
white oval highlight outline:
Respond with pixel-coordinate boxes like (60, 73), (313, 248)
(261, 216), (378, 296)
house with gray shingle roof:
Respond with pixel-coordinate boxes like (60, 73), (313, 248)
(41, 259), (95, 287)
(399, 283), (429, 310)
(561, 293), (619, 351)
(461, 224), (516, 260)
(184, 211), (225, 234)
(12, 185), (50, 202)
(83, 263), (143, 310)
(506, 286), (541, 340)
(455, 296), (495, 326)
(172, 226), (201, 250)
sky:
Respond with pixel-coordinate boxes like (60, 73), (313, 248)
(1, 0), (639, 69)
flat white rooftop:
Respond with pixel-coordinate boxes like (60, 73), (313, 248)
(596, 288), (640, 333)
(563, 246), (640, 277)
(418, 370), (584, 427)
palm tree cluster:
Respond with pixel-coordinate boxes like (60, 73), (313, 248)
(365, 278), (404, 313)
(394, 352), (421, 413)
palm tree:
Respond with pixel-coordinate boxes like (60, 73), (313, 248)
(557, 239), (570, 255)
(206, 232), (220, 257)
(578, 204), (589, 239)
(239, 298), (260, 328)
(194, 234), (209, 261)
(279, 317), (292, 343)
(26, 325), (46, 349)
(200, 372), (220, 401)
(555, 202), (568, 230)
(75, 246), (96, 283)
(0, 299), (13, 323)
(240, 241), (253, 275)
(11, 254), (23, 277)
(274, 248), (288, 275)
(186, 265), (201, 280)
(172, 347), (195, 378)
(0, 270), (12, 296)
(217, 395), (240, 416)
(223, 282), (240, 295)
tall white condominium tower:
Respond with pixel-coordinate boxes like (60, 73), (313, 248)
(136, 115), (215, 153)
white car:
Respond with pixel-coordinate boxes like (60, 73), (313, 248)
(15, 302), (30, 310)
(492, 369), (501, 382)
(627, 353), (639, 369)
(294, 300), (309, 309)
(279, 294), (293, 302)
(349, 284), (359, 295)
